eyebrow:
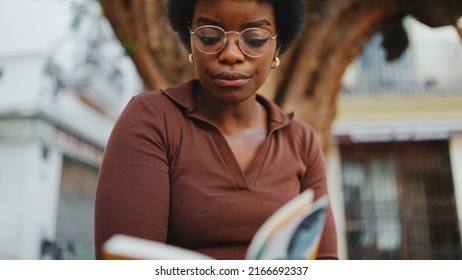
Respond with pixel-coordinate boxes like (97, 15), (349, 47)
(194, 17), (220, 26)
(243, 20), (272, 29)
(194, 17), (272, 29)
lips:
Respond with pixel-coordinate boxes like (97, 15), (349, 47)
(212, 71), (251, 87)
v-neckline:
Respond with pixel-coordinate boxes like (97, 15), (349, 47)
(211, 127), (272, 190)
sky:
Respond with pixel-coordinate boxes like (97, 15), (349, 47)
(0, 0), (71, 56)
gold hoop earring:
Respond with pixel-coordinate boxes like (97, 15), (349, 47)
(188, 54), (194, 64)
(271, 57), (280, 69)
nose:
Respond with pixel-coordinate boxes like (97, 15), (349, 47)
(218, 34), (245, 64)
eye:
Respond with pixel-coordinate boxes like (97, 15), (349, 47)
(198, 35), (221, 45)
(244, 38), (269, 48)
(241, 28), (272, 48)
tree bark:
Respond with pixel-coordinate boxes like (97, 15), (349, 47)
(100, 0), (194, 90)
(273, 0), (406, 153)
(99, 0), (462, 155)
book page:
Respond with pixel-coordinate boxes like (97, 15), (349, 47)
(246, 190), (329, 260)
(103, 234), (213, 260)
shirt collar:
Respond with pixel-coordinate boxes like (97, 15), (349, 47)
(161, 79), (293, 128)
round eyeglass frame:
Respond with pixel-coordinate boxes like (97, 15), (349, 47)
(189, 25), (278, 58)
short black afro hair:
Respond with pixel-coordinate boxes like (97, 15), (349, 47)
(167, 0), (306, 55)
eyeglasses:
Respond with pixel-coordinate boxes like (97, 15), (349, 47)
(189, 25), (278, 58)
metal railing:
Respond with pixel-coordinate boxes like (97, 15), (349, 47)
(341, 35), (462, 97)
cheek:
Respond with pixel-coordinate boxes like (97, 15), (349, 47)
(190, 58), (205, 76)
(193, 62), (210, 80)
(258, 46), (278, 73)
(256, 56), (274, 75)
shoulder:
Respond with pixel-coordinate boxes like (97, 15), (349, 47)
(286, 119), (322, 162)
(257, 93), (319, 148)
(289, 119), (320, 149)
(287, 118), (316, 137)
(129, 90), (166, 108)
(124, 80), (196, 117)
(108, 83), (196, 155)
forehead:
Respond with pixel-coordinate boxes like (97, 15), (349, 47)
(192, 0), (275, 30)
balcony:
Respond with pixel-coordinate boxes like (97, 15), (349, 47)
(342, 26), (462, 97)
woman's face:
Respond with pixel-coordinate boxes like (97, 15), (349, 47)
(190, 0), (279, 104)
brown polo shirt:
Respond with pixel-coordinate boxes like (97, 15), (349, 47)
(95, 80), (338, 260)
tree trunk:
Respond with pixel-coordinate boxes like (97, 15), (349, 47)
(99, 0), (462, 155)
(269, 0), (404, 153)
(100, 0), (194, 90)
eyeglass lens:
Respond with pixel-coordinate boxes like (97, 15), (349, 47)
(191, 25), (275, 57)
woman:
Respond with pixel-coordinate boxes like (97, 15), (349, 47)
(95, 0), (338, 260)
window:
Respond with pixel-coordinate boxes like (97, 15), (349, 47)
(341, 141), (461, 259)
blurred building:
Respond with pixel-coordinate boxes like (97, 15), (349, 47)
(329, 18), (462, 259)
(0, 0), (141, 259)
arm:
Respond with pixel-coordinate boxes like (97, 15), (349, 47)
(301, 130), (339, 260)
(94, 94), (170, 259)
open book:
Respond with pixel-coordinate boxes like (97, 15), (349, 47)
(103, 189), (328, 260)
